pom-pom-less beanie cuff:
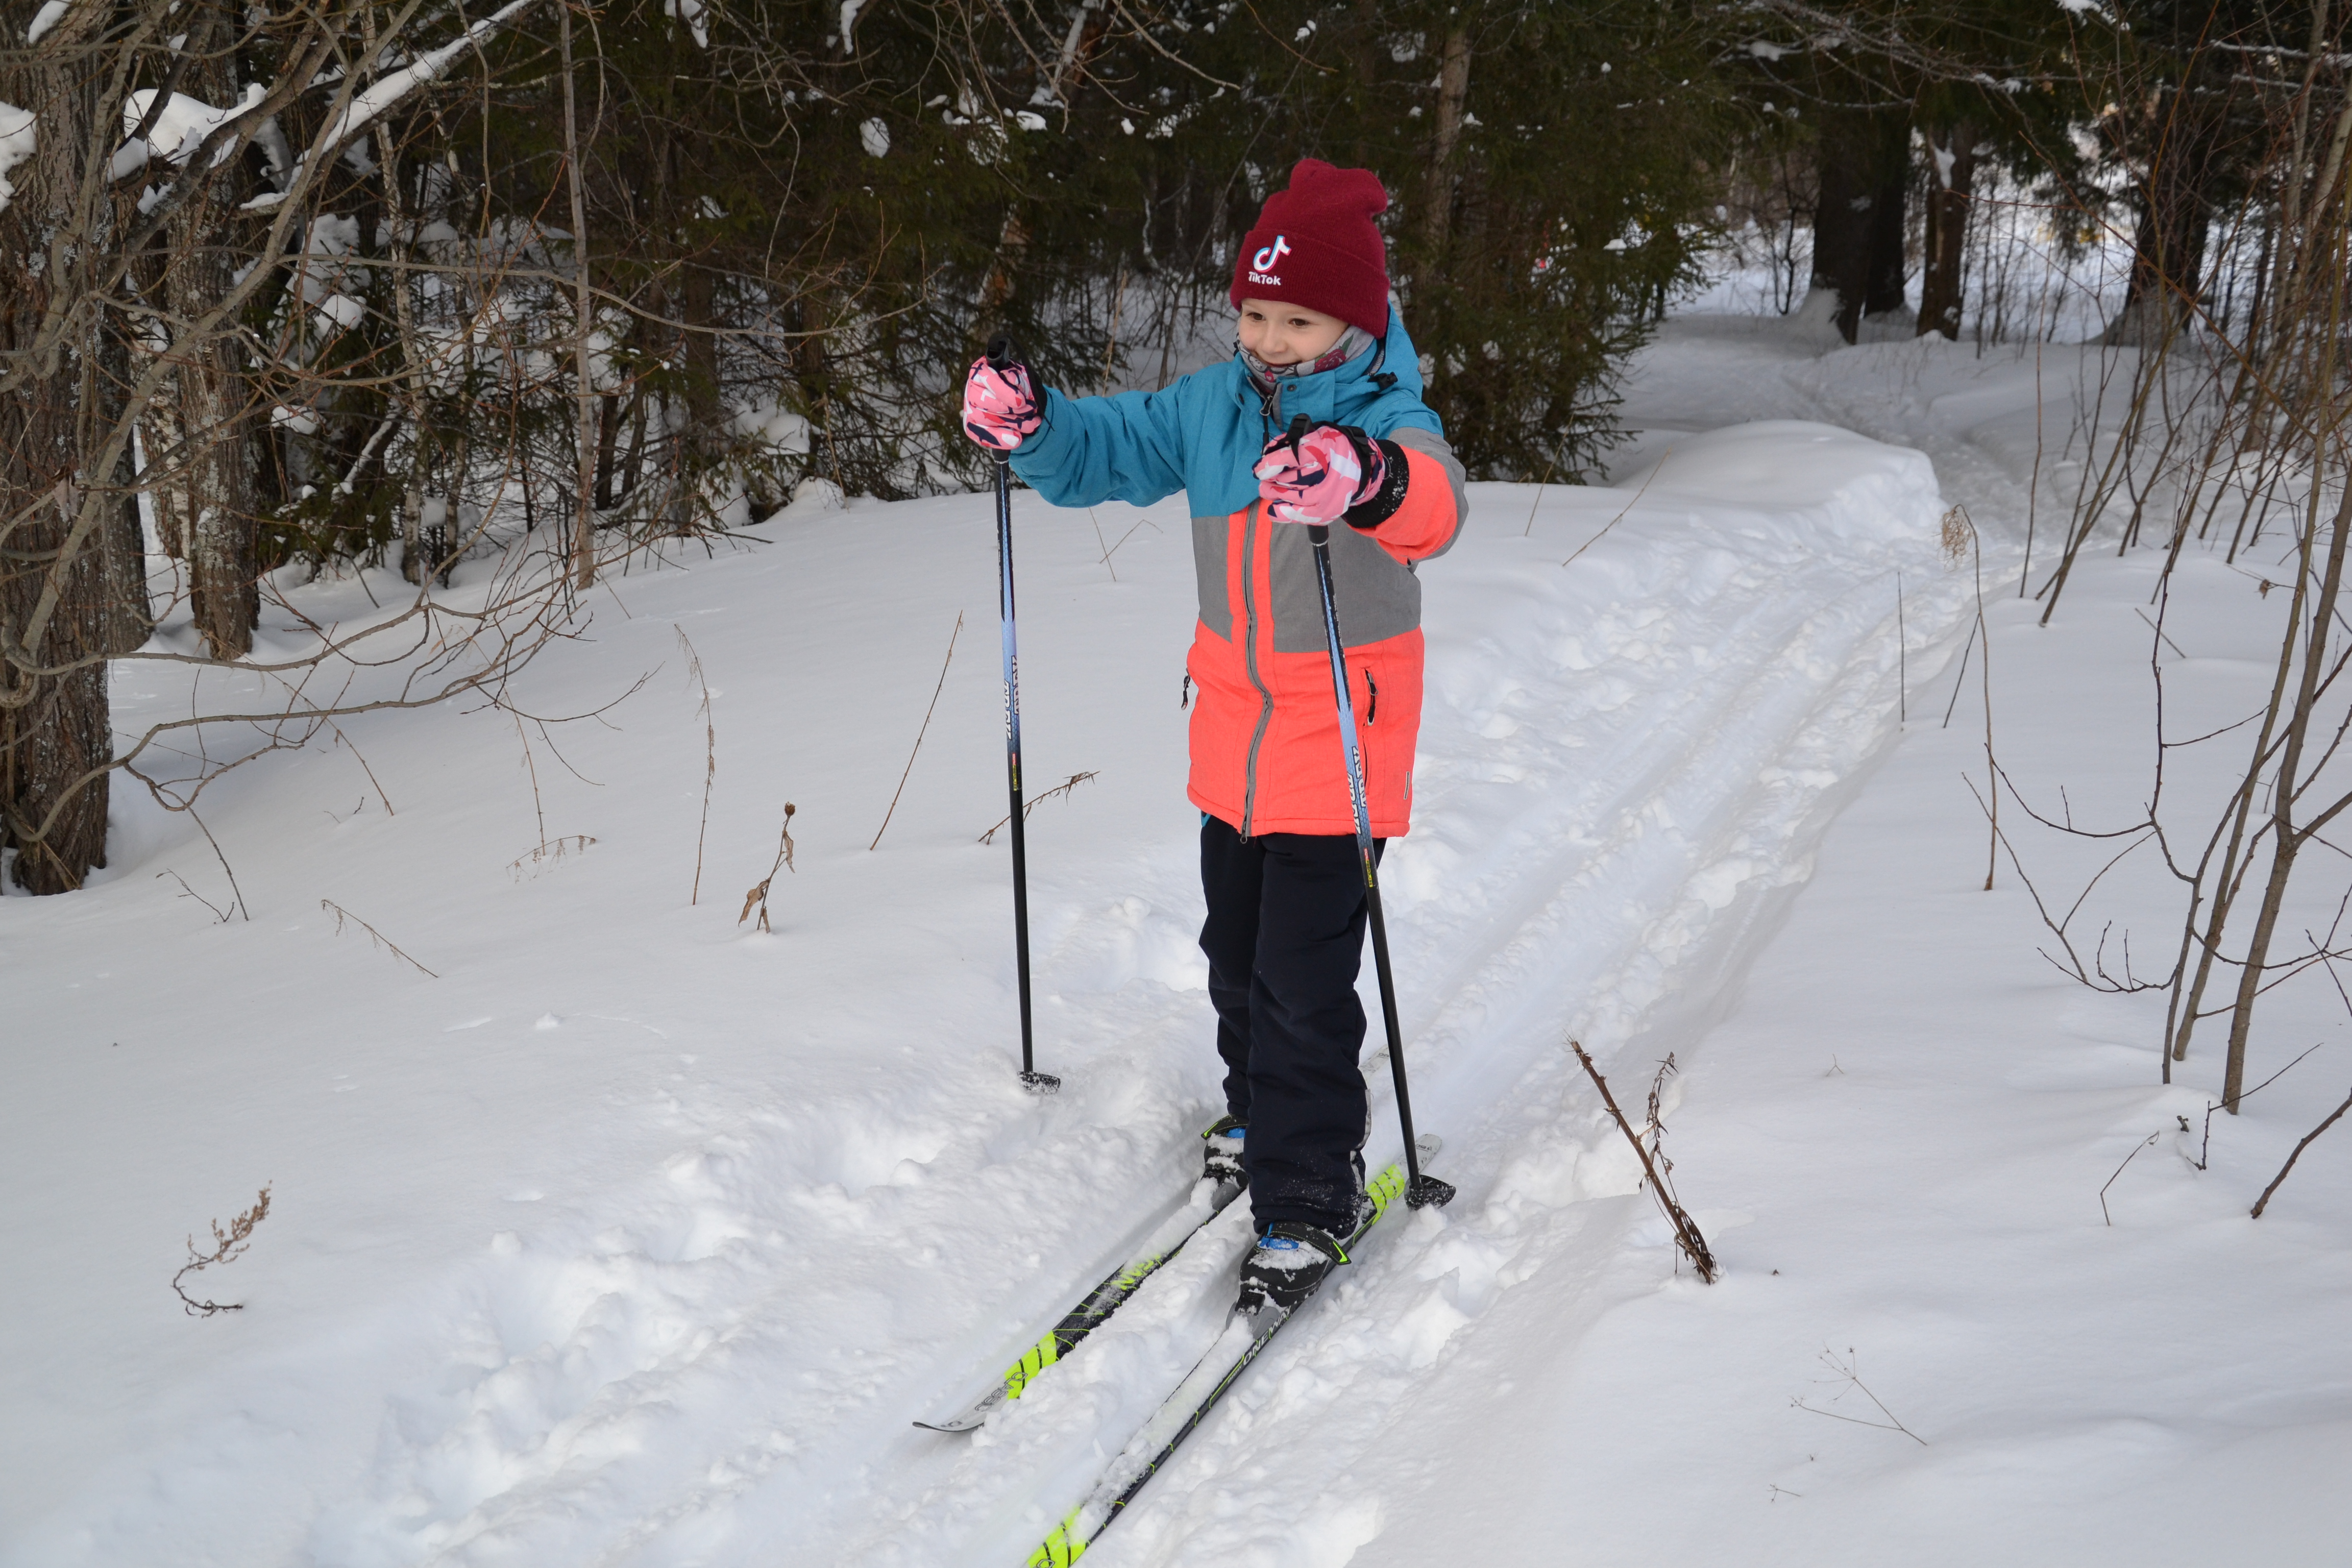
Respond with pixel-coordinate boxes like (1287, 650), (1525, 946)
(1232, 228), (1391, 336)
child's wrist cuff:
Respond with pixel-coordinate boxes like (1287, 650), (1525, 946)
(1345, 438), (1409, 529)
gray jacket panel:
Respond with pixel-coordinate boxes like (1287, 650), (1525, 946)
(1188, 427), (1467, 652)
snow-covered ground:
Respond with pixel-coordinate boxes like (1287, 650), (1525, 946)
(6, 314), (2348, 1566)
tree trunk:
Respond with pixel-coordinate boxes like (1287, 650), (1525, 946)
(164, 7), (259, 656)
(675, 259), (720, 533)
(1865, 143), (1908, 320)
(594, 391), (622, 509)
(2109, 76), (2225, 345)
(1807, 108), (1909, 343)
(140, 377), (188, 559)
(0, 5), (114, 892)
(1351, 0), (1381, 166)
(1420, 26), (1472, 261)
(560, 0), (599, 589)
(98, 360), (155, 656)
(181, 338), (259, 657)
(1918, 121), (1978, 339)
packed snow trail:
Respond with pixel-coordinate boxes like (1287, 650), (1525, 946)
(4, 356), (1969, 1565)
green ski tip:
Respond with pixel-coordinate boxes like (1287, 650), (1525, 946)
(1027, 1507), (1087, 1565)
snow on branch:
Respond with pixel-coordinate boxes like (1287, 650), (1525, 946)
(318, 0), (538, 159)
(0, 101), (34, 214)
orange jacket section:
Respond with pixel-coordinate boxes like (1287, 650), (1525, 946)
(1185, 447), (1460, 837)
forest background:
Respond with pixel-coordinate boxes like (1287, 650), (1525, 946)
(0, 0), (2337, 1000)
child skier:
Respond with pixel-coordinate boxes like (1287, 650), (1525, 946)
(960, 159), (1466, 1311)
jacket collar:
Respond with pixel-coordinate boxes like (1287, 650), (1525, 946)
(1231, 303), (1422, 433)
(1239, 324), (1377, 388)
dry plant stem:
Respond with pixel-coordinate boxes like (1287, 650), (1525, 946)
(513, 714), (548, 848)
(870, 612), (963, 851)
(2249, 1084), (2352, 1217)
(1521, 456), (1557, 537)
(1569, 1039), (1717, 1283)
(2041, 335), (2155, 621)
(1562, 450), (1669, 569)
(740, 802), (796, 932)
(508, 835), (596, 880)
(1942, 507), (1998, 889)
(1992, 24), (2352, 1108)
(1940, 618), (1977, 729)
(2135, 607), (2187, 657)
(2222, 468), (2352, 1111)
(2194, 1042), (2322, 1169)
(366, 10), (431, 583)
(1792, 1347), (1927, 1446)
(978, 770), (1098, 844)
(173, 1186), (272, 1316)
(187, 808), (249, 922)
(2099, 1132), (2159, 1224)
(156, 868), (228, 923)
(2022, 338), (2043, 597)
(561, 0), (598, 592)
(320, 899), (438, 977)
(2166, 573), (2305, 1070)
(1086, 509), (1118, 581)
(678, 629), (716, 902)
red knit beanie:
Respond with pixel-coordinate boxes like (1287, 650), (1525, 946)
(1229, 159), (1391, 336)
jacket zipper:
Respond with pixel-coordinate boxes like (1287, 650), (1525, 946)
(1363, 669), (1378, 725)
(1239, 501), (1275, 838)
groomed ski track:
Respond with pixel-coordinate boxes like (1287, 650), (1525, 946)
(3, 325), (2033, 1567)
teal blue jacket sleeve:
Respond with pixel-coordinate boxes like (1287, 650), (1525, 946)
(1006, 386), (1190, 508)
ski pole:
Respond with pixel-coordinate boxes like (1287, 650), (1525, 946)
(1291, 416), (1453, 1209)
(989, 335), (1059, 1094)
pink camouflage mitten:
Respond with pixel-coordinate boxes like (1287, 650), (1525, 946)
(961, 357), (1042, 452)
(1254, 424), (1388, 524)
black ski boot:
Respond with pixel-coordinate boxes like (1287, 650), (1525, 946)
(1202, 1115), (1247, 1186)
(1236, 1220), (1349, 1312)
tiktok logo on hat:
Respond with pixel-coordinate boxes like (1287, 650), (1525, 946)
(1247, 234), (1291, 286)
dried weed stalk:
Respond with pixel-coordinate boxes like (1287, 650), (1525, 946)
(1792, 1347), (1927, 1445)
(156, 868), (229, 923)
(2099, 1132), (2161, 1225)
(507, 835), (598, 880)
(1570, 1039), (1717, 1282)
(978, 770), (1100, 844)
(320, 899), (438, 977)
(2250, 1082), (2352, 1217)
(174, 1186), (272, 1317)
(1942, 505), (1998, 890)
(741, 802), (797, 932)
(679, 629), (716, 903)
(871, 613), (963, 851)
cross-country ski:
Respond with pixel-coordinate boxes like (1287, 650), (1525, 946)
(1023, 1137), (1439, 1566)
(916, 1160), (1243, 1434)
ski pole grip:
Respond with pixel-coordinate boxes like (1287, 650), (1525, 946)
(1283, 416), (1328, 541)
(986, 334), (1023, 373)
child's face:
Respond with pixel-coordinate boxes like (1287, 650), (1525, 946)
(1237, 299), (1349, 366)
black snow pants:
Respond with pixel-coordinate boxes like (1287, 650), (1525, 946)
(1199, 814), (1384, 1235)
